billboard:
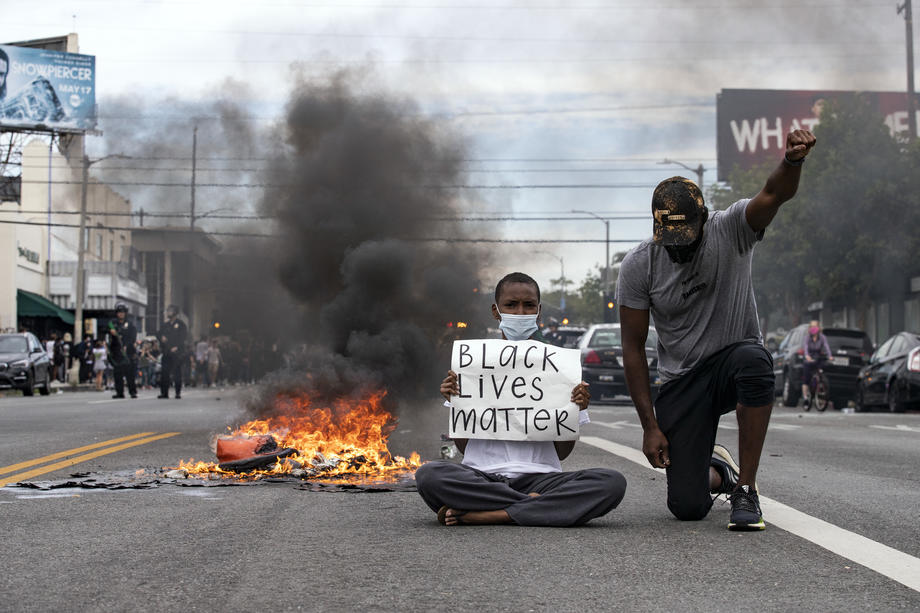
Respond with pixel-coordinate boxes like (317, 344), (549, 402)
(716, 89), (919, 180)
(0, 44), (96, 133)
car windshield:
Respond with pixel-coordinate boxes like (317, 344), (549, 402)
(0, 337), (28, 353)
(588, 328), (658, 349)
(825, 331), (873, 353)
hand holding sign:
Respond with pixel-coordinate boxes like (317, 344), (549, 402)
(448, 339), (583, 442)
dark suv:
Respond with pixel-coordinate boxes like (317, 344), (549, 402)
(0, 333), (53, 396)
(773, 325), (873, 408)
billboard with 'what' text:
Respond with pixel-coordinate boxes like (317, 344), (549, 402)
(716, 88), (919, 181)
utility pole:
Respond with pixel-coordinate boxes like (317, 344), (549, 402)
(74, 155), (89, 345)
(899, 0), (917, 140)
(74, 152), (127, 344)
(190, 125), (197, 229)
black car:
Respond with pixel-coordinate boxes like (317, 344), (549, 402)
(0, 332), (53, 396)
(579, 324), (661, 403)
(856, 331), (920, 412)
(773, 325), (873, 408)
(545, 325), (587, 349)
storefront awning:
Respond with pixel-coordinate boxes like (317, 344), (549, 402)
(17, 289), (75, 325)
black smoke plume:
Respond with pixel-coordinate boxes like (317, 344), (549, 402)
(245, 69), (488, 422)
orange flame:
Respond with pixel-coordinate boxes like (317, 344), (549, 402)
(173, 389), (420, 481)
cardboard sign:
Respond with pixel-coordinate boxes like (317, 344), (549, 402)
(449, 339), (582, 441)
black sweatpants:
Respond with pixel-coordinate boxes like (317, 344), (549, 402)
(414, 461), (627, 526)
(654, 341), (774, 521)
(160, 352), (183, 397)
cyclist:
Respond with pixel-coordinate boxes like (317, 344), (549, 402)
(801, 320), (830, 406)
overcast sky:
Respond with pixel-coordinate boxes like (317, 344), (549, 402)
(4, 0), (915, 294)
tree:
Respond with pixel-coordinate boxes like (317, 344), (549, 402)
(712, 94), (920, 331)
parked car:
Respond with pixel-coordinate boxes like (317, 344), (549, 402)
(856, 331), (920, 413)
(773, 325), (873, 408)
(0, 332), (53, 396)
(578, 323), (660, 403)
(545, 325), (587, 349)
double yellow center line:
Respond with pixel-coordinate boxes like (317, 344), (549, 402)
(0, 431), (180, 487)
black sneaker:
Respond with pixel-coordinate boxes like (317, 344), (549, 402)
(157, 394), (169, 399)
(111, 394), (125, 399)
(710, 444), (740, 495)
(728, 485), (765, 531)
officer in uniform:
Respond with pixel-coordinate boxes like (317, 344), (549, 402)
(108, 303), (138, 399)
(158, 304), (188, 399)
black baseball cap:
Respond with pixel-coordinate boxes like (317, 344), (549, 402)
(652, 177), (707, 245)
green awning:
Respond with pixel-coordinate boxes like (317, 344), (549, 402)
(17, 289), (75, 325)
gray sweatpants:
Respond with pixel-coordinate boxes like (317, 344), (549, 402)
(414, 461), (627, 526)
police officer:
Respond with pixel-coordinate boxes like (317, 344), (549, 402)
(108, 303), (138, 399)
(158, 304), (188, 399)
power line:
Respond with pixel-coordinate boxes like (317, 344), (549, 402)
(15, 178), (663, 189)
(0, 218), (643, 243)
(2, 209), (652, 221)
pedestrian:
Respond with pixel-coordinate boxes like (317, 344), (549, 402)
(414, 272), (627, 526)
(157, 304), (188, 399)
(45, 331), (57, 361)
(92, 339), (107, 392)
(195, 337), (209, 387)
(107, 303), (138, 399)
(617, 129), (817, 531)
(207, 339), (222, 387)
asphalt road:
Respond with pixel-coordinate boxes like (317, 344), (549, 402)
(1, 387), (918, 612)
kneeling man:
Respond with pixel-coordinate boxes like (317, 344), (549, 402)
(415, 272), (627, 526)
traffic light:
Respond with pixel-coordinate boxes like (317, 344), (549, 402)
(603, 294), (615, 323)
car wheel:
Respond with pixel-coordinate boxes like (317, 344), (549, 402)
(22, 370), (35, 396)
(39, 368), (51, 396)
(888, 379), (905, 413)
(781, 373), (799, 407)
(855, 386), (869, 412)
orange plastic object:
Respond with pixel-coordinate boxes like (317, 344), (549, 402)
(215, 435), (277, 462)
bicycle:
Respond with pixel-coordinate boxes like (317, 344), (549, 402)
(804, 365), (830, 412)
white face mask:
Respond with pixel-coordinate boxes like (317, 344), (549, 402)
(495, 306), (539, 341)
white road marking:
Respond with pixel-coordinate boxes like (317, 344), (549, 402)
(590, 420), (641, 430)
(719, 423), (802, 431)
(869, 424), (920, 433)
(580, 435), (920, 594)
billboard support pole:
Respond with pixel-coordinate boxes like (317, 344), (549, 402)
(899, 0), (917, 140)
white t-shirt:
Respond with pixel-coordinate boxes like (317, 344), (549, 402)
(458, 406), (591, 478)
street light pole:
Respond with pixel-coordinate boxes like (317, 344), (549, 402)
(659, 158), (706, 192)
(572, 209), (610, 295)
(74, 152), (128, 345)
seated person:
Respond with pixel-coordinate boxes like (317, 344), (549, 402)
(414, 272), (627, 526)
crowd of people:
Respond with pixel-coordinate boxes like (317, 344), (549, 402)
(41, 315), (283, 395)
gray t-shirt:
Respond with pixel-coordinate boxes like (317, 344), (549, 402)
(616, 199), (763, 383)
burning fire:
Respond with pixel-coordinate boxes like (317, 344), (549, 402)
(174, 390), (421, 481)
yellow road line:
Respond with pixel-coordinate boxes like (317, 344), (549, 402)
(0, 432), (156, 476)
(0, 432), (180, 487)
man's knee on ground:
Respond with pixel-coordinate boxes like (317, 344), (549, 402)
(667, 498), (711, 521)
